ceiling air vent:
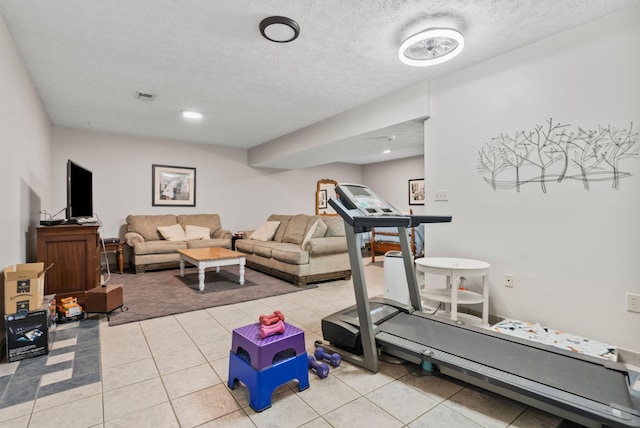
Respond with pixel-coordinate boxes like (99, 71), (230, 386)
(135, 91), (155, 101)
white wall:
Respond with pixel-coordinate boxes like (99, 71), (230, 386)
(362, 155), (425, 214)
(51, 127), (362, 239)
(426, 6), (640, 352)
(0, 14), (52, 267)
(249, 80), (430, 168)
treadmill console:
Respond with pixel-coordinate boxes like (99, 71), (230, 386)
(335, 183), (403, 216)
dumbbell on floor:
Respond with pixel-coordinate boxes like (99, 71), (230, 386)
(314, 347), (341, 367)
(307, 355), (329, 378)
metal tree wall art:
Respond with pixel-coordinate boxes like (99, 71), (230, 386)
(477, 119), (638, 192)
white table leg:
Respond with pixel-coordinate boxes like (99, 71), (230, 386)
(198, 267), (205, 291)
(448, 275), (457, 321)
(180, 258), (185, 277)
(482, 274), (489, 325)
(239, 261), (245, 285)
(216, 266), (220, 273)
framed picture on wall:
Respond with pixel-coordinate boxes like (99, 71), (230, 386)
(318, 189), (327, 209)
(408, 178), (425, 205)
(152, 164), (196, 206)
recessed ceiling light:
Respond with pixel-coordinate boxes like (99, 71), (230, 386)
(399, 28), (464, 66)
(181, 110), (203, 120)
(260, 16), (300, 43)
(383, 149), (391, 154)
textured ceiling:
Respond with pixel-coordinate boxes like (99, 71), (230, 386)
(0, 1), (636, 167)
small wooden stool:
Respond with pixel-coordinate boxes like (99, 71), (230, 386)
(84, 284), (127, 320)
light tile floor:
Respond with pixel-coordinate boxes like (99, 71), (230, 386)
(0, 262), (578, 428)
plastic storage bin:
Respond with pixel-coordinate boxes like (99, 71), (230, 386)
(383, 251), (409, 305)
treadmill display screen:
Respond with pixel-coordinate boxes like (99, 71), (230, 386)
(343, 185), (369, 197)
(337, 184), (403, 216)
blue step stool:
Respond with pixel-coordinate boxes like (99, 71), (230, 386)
(227, 350), (310, 411)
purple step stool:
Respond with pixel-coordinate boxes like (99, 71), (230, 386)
(230, 322), (306, 370)
(228, 322), (309, 411)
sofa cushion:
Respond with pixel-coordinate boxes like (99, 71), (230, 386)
(177, 214), (221, 235)
(184, 224), (210, 240)
(235, 239), (254, 254)
(236, 240), (282, 258)
(271, 245), (310, 265)
(252, 242), (275, 258)
(133, 240), (187, 255)
(282, 214), (312, 245)
(250, 221), (280, 241)
(158, 224), (186, 241)
(303, 236), (348, 254)
(267, 214), (291, 242)
(127, 214), (178, 241)
(187, 239), (231, 249)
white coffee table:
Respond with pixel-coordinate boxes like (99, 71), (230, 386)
(178, 247), (246, 291)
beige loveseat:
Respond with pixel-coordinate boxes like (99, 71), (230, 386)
(124, 214), (232, 273)
(235, 214), (351, 286)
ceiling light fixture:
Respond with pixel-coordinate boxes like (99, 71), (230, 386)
(383, 149), (391, 154)
(399, 28), (464, 66)
(259, 16), (300, 43)
(181, 110), (203, 120)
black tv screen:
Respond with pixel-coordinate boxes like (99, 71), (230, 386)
(66, 160), (93, 220)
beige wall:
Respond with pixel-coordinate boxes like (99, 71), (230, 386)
(51, 127), (363, 239)
(362, 155), (425, 214)
(0, 13), (52, 267)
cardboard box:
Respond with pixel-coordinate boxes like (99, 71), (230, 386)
(3, 263), (46, 315)
(5, 295), (56, 362)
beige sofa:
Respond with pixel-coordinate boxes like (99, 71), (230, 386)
(235, 214), (351, 286)
(124, 214), (232, 273)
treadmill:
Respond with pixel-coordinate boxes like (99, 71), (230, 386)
(319, 183), (640, 428)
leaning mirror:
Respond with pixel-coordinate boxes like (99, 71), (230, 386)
(316, 179), (338, 215)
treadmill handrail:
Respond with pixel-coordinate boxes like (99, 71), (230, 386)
(328, 197), (450, 229)
(409, 215), (452, 227)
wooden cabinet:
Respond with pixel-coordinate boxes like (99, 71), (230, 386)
(37, 225), (100, 304)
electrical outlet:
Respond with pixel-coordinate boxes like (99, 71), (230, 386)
(627, 293), (640, 313)
(435, 190), (448, 201)
(505, 274), (514, 288)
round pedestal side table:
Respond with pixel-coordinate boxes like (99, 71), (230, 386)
(415, 257), (490, 325)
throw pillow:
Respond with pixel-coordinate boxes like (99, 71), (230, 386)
(301, 219), (327, 248)
(250, 221), (280, 241)
(282, 214), (310, 244)
(157, 224), (185, 241)
(184, 224), (211, 240)
(312, 218), (328, 238)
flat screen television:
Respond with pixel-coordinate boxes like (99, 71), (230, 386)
(66, 160), (93, 221)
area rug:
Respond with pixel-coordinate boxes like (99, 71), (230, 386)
(106, 267), (316, 326)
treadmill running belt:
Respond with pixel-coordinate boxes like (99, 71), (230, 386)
(380, 313), (631, 408)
